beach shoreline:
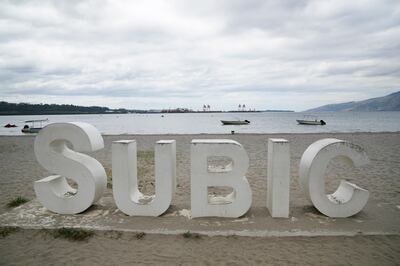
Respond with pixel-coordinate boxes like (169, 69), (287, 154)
(1, 130), (400, 137)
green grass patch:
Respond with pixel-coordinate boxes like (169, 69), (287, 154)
(182, 231), (201, 239)
(0, 227), (19, 238)
(6, 196), (29, 208)
(51, 227), (94, 241)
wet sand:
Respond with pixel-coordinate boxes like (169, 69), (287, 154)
(0, 133), (400, 265)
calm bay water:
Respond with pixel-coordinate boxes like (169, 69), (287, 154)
(1, 112), (399, 135)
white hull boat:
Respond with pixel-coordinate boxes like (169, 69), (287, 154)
(221, 120), (250, 125)
(296, 119), (326, 125)
(21, 119), (48, 133)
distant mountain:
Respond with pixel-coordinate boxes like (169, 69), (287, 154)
(306, 91), (400, 112)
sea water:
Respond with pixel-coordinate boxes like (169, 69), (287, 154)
(0, 112), (399, 135)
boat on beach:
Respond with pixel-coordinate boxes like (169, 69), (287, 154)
(221, 119), (250, 125)
(296, 115), (326, 125)
(21, 119), (48, 133)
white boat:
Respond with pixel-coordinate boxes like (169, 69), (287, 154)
(21, 119), (48, 133)
(296, 115), (326, 125)
(221, 120), (250, 125)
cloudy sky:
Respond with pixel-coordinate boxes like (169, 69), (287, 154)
(1, 0), (399, 111)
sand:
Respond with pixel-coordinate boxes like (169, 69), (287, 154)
(0, 133), (400, 265)
(1, 230), (399, 265)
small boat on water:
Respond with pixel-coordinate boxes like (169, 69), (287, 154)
(21, 119), (48, 133)
(4, 123), (17, 128)
(221, 120), (250, 125)
(296, 115), (326, 125)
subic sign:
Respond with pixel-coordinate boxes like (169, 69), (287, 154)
(33, 122), (370, 218)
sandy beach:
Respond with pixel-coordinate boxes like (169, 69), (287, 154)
(1, 133), (400, 265)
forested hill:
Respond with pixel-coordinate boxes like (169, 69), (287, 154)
(0, 101), (128, 115)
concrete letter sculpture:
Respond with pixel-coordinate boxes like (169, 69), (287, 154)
(112, 140), (176, 216)
(191, 139), (252, 218)
(267, 138), (290, 218)
(299, 138), (370, 217)
(34, 122), (107, 214)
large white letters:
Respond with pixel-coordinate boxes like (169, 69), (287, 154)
(34, 122), (107, 214)
(267, 138), (290, 218)
(112, 140), (176, 216)
(299, 138), (370, 217)
(32, 121), (372, 219)
(190, 139), (252, 218)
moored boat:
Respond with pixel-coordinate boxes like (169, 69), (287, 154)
(221, 120), (250, 125)
(21, 119), (48, 133)
(296, 115), (326, 125)
(4, 123), (17, 128)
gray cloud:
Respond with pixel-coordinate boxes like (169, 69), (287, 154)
(0, 0), (399, 111)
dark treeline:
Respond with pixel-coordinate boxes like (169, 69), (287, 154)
(0, 101), (129, 115)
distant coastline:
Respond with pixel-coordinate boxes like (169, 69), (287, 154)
(0, 101), (293, 116)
